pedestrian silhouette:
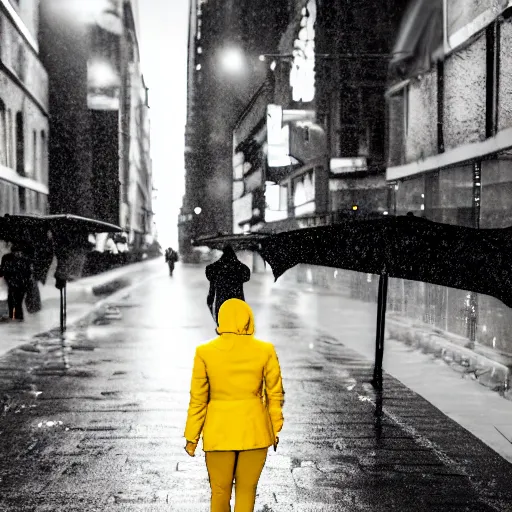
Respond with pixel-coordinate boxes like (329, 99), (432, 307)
(184, 298), (284, 512)
(205, 244), (250, 324)
(165, 247), (179, 276)
(0, 244), (33, 321)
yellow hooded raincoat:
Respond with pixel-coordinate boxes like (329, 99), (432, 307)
(184, 298), (284, 451)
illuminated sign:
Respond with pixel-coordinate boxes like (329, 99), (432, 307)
(330, 157), (368, 174)
(267, 105), (314, 168)
(290, 0), (316, 102)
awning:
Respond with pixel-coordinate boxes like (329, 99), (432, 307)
(389, 0), (443, 78)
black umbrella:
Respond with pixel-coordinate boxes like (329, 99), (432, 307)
(0, 214), (123, 334)
(257, 216), (512, 308)
(195, 215), (512, 389)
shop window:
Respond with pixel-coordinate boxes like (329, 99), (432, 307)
(394, 175), (425, 217)
(434, 165), (473, 227)
(480, 159), (512, 228)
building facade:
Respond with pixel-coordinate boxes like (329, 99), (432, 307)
(231, 0), (409, 248)
(0, 0), (49, 219)
(38, 0), (152, 251)
(386, 0), (512, 357)
(179, 0), (288, 260)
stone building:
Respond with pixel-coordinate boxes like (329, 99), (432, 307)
(0, 0), (49, 218)
(230, 0), (409, 273)
(179, 0), (288, 260)
(38, 0), (152, 251)
(386, 0), (512, 357)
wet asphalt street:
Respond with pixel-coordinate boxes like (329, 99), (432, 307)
(1, 263), (512, 511)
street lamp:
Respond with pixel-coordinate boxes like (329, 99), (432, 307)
(194, 207), (202, 215)
(220, 47), (245, 74)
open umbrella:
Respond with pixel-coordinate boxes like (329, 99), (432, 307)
(0, 214), (123, 334)
(195, 215), (512, 388)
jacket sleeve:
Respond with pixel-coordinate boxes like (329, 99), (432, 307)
(184, 347), (210, 443)
(264, 344), (285, 436)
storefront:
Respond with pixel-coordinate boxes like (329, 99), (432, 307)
(389, 156), (512, 356)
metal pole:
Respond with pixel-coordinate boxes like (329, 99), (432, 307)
(60, 287), (64, 335)
(372, 272), (389, 389)
(63, 283), (67, 333)
(59, 283), (67, 335)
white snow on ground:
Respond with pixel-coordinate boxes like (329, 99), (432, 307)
(267, 276), (512, 465)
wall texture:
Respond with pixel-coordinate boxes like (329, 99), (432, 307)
(405, 70), (438, 163)
(498, 21), (512, 131)
(443, 34), (486, 150)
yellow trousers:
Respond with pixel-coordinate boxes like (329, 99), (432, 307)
(205, 448), (268, 512)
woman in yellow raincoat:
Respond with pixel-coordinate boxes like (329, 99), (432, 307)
(184, 298), (285, 512)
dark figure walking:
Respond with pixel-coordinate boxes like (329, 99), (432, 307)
(0, 245), (33, 321)
(205, 245), (250, 324)
(165, 247), (179, 276)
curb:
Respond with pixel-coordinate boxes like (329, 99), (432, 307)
(65, 272), (160, 333)
(386, 317), (512, 399)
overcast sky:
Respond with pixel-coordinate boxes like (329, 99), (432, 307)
(138, 0), (189, 248)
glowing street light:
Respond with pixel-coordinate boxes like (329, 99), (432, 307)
(194, 207), (202, 215)
(220, 47), (245, 74)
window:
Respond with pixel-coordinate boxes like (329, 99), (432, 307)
(394, 175), (425, 217)
(293, 169), (315, 217)
(33, 129), (37, 179)
(15, 112), (24, 176)
(7, 110), (12, 167)
(0, 100), (6, 167)
(18, 186), (25, 212)
(40, 130), (47, 184)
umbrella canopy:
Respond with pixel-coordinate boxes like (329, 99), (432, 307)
(258, 215), (512, 308)
(193, 233), (269, 251)
(202, 216), (512, 309)
(0, 214), (123, 284)
(4, 214), (123, 234)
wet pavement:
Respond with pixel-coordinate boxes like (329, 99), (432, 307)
(0, 263), (512, 511)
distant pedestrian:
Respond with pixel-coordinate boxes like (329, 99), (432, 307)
(165, 247), (179, 276)
(0, 244), (33, 321)
(22, 244), (42, 314)
(205, 245), (250, 324)
(184, 298), (284, 512)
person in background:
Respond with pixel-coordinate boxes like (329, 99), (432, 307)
(165, 247), (179, 276)
(0, 244), (33, 321)
(205, 244), (250, 324)
(184, 298), (284, 512)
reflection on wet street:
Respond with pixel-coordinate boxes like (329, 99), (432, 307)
(0, 263), (511, 511)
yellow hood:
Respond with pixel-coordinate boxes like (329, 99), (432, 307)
(217, 298), (255, 336)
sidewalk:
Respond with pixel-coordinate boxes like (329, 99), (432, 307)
(0, 257), (163, 357)
(262, 269), (512, 467)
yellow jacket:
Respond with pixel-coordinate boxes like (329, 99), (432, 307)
(184, 298), (285, 451)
